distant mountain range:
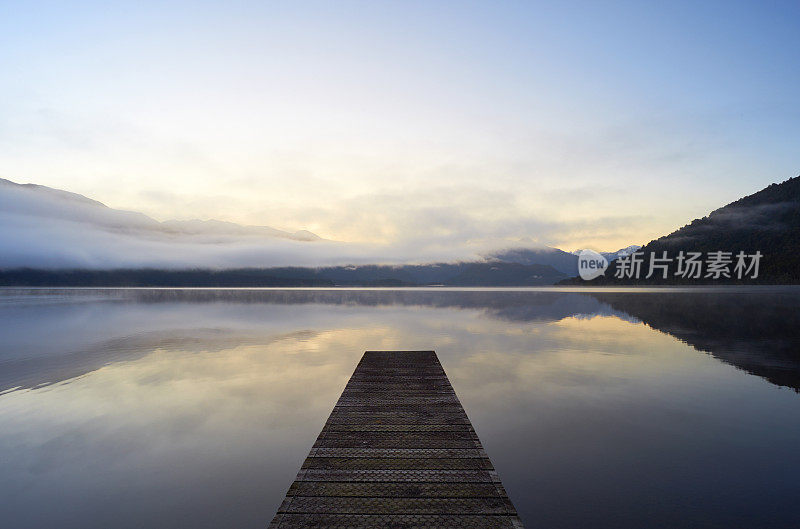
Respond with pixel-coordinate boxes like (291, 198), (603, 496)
(8, 174), (798, 286)
(563, 175), (800, 284)
(491, 245), (641, 276)
(490, 247), (579, 275)
(0, 262), (569, 287)
(596, 245), (643, 262)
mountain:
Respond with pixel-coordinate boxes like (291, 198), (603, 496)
(490, 246), (579, 275)
(570, 246), (641, 260)
(341, 262), (568, 286)
(600, 245), (641, 262)
(493, 244), (641, 275)
(0, 262), (568, 287)
(563, 175), (800, 284)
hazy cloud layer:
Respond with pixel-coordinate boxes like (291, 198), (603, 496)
(0, 179), (539, 268)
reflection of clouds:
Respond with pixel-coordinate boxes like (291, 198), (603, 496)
(2, 290), (800, 528)
(445, 315), (705, 414)
(1, 310), (678, 466)
(0, 327), (322, 392)
(0, 289), (625, 391)
(0, 330), (366, 527)
(0, 288), (790, 396)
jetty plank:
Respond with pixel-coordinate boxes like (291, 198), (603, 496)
(268, 350), (524, 528)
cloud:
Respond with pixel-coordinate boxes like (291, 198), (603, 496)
(706, 202), (794, 230)
(0, 180), (497, 268)
(0, 175), (653, 268)
(0, 210), (469, 269)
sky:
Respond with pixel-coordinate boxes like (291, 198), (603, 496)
(1, 0), (799, 254)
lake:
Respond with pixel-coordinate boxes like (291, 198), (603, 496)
(1, 287), (799, 528)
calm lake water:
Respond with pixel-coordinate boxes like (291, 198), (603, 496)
(1, 287), (799, 528)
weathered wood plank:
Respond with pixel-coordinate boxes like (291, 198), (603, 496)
(268, 350), (524, 528)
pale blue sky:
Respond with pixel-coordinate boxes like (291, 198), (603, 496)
(1, 1), (798, 251)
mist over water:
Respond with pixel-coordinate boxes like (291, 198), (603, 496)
(1, 288), (799, 528)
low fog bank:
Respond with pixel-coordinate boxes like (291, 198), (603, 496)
(0, 212), (505, 269)
(0, 178), (514, 269)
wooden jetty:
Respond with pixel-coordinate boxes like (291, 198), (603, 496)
(268, 350), (524, 528)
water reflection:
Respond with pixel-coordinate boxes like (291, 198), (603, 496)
(589, 290), (800, 391)
(0, 288), (799, 528)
